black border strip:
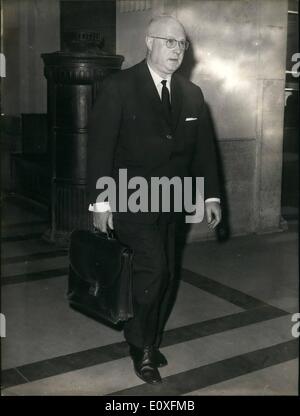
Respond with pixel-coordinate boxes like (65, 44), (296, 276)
(2, 265), (287, 323)
(1, 268), (69, 286)
(181, 268), (270, 310)
(2, 250), (68, 265)
(1, 233), (43, 243)
(1, 305), (288, 389)
(1, 221), (47, 230)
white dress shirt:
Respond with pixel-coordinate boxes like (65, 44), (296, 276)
(147, 62), (171, 100)
(89, 63), (220, 212)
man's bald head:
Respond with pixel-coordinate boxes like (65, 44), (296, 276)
(145, 15), (187, 78)
(146, 15), (186, 38)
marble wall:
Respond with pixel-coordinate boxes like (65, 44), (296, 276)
(116, 0), (164, 68)
(2, 1), (288, 238)
(2, 0), (60, 115)
(116, 0), (288, 238)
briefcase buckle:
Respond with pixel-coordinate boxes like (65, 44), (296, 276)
(89, 281), (100, 297)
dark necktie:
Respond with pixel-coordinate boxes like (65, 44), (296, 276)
(161, 80), (171, 122)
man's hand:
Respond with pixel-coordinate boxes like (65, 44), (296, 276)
(205, 201), (222, 230)
(93, 210), (114, 233)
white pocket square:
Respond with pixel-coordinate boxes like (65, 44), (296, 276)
(185, 117), (198, 121)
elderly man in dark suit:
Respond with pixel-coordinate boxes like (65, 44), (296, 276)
(87, 15), (221, 384)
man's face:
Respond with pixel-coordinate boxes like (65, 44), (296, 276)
(146, 20), (186, 77)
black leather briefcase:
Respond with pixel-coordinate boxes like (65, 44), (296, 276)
(67, 229), (134, 325)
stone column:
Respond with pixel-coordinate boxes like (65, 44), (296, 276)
(42, 33), (123, 245)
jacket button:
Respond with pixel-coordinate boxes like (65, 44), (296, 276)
(166, 134), (173, 140)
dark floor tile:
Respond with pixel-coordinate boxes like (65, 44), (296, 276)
(1, 221), (47, 230)
(2, 250), (68, 265)
(17, 342), (128, 383)
(3, 305), (287, 388)
(109, 339), (299, 396)
(181, 268), (275, 310)
(2, 267), (68, 285)
(1, 234), (43, 243)
(1, 369), (28, 389)
(160, 305), (288, 347)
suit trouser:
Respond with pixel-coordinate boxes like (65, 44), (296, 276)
(113, 214), (176, 349)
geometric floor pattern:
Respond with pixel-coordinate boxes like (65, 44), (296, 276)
(1, 198), (299, 395)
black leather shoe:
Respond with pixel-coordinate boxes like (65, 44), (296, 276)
(153, 347), (168, 368)
(129, 345), (162, 384)
(129, 343), (168, 368)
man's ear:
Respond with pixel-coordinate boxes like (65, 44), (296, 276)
(145, 36), (153, 51)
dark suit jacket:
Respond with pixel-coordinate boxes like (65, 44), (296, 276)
(87, 60), (220, 223)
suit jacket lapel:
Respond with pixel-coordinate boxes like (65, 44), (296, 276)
(170, 73), (183, 133)
(137, 61), (175, 132)
(137, 61), (165, 117)
(136, 61), (183, 136)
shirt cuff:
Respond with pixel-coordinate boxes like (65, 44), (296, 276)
(88, 202), (111, 212)
(205, 198), (221, 204)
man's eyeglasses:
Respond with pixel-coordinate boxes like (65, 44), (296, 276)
(150, 36), (189, 51)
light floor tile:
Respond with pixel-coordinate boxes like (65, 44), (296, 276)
(184, 359), (298, 396)
(182, 231), (298, 313)
(1, 277), (241, 369)
(2, 314), (297, 396)
(163, 282), (242, 331)
(1, 276), (124, 369)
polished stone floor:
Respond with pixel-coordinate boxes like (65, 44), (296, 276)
(1, 197), (299, 395)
